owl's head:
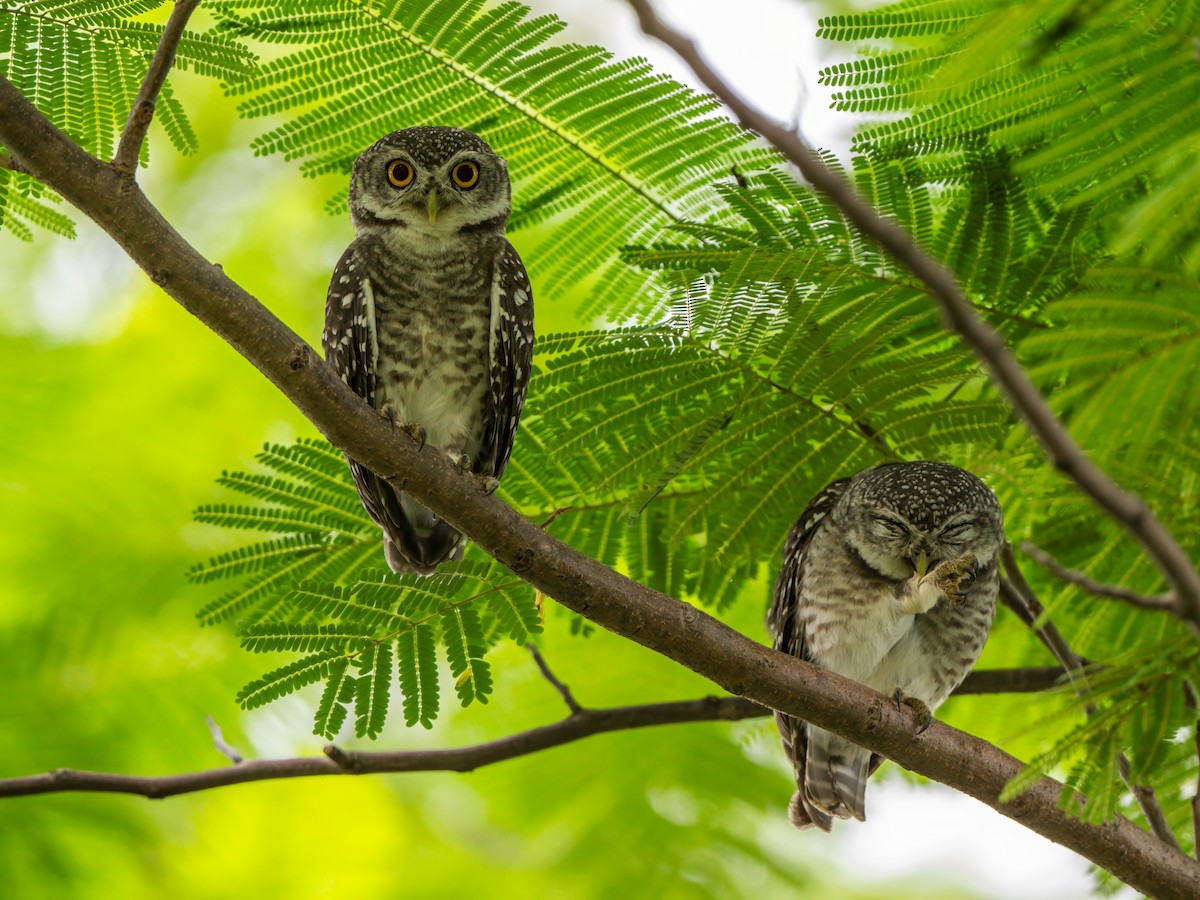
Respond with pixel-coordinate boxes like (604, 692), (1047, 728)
(839, 461), (1004, 581)
(348, 126), (511, 236)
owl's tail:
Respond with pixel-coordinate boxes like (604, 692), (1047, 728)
(382, 519), (464, 575)
(788, 725), (872, 831)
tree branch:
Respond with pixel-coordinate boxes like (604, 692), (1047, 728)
(622, 0), (1200, 634)
(205, 715), (244, 765)
(112, 0), (202, 174)
(2, 74), (1198, 899)
(0, 697), (761, 799)
(1021, 542), (1177, 612)
(0, 669), (1070, 800)
(1002, 546), (1181, 850)
(0, 150), (27, 174)
(528, 644), (584, 714)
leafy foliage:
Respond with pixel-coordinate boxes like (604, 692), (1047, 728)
(208, 0), (771, 314)
(189, 439), (539, 736)
(0, 1), (254, 238)
(817, 0), (1200, 274)
(175, 0), (1200, 854)
(1000, 638), (1199, 827)
(7, 0), (1200, 871)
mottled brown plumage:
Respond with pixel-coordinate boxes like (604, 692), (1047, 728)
(323, 127), (533, 574)
(767, 461), (1003, 830)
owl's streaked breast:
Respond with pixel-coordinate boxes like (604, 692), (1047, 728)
(360, 233), (494, 457)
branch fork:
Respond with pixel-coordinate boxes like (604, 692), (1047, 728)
(112, 0), (202, 175)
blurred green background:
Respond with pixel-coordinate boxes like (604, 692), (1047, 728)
(0, 7), (1094, 898)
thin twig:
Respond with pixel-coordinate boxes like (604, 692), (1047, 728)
(1001, 545), (1086, 672)
(204, 715), (243, 764)
(527, 644), (583, 714)
(538, 507), (572, 529)
(1118, 755), (1181, 852)
(112, 0), (202, 174)
(623, 0), (1200, 633)
(0, 151), (26, 174)
(0, 671), (1062, 801)
(1003, 546), (1181, 850)
(958, 666), (1063, 695)
(1021, 542), (1176, 611)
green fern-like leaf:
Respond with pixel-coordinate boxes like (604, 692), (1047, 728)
(353, 641), (391, 738)
(194, 446), (532, 733)
(313, 656), (352, 738)
(239, 621), (377, 654)
(1, 1), (255, 239)
(818, 0), (1200, 271)
(236, 650), (343, 709)
(396, 622), (438, 729)
(442, 604), (490, 707)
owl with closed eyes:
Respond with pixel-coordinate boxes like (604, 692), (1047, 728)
(322, 127), (534, 574)
(767, 461), (1003, 831)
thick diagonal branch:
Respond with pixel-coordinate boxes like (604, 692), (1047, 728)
(2, 78), (1198, 899)
(623, 0), (1200, 633)
(112, 0), (202, 174)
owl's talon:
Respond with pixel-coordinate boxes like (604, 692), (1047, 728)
(379, 404), (398, 431)
(475, 474), (500, 495)
(401, 422), (427, 451)
(894, 690), (933, 734)
(932, 553), (978, 605)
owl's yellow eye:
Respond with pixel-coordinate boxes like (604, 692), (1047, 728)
(387, 159), (414, 188)
(451, 161), (479, 190)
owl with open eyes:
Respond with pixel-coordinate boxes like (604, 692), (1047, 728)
(322, 127), (534, 574)
(767, 461), (1004, 831)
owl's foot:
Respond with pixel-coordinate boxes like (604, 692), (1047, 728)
(380, 403), (398, 430)
(448, 450), (471, 471)
(403, 422), (428, 451)
(932, 553), (978, 605)
(379, 405), (427, 451)
(893, 689), (933, 734)
(473, 473), (500, 495)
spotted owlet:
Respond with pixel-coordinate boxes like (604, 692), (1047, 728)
(322, 127), (534, 574)
(767, 461), (1003, 830)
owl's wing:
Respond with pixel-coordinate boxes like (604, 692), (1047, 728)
(323, 246), (378, 404)
(767, 476), (856, 832)
(322, 246), (411, 555)
(480, 238), (534, 479)
(766, 477), (852, 646)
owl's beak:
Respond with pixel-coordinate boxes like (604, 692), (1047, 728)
(426, 191), (440, 224)
(913, 552), (929, 580)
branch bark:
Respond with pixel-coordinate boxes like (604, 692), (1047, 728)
(1002, 547), (1181, 850)
(621, 0), (1200, 634)
(2, 66), (1198, 900)
(0, 669), (1070, 800)
(112, 0), (202, 174)
(0, 151), (27, 174)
